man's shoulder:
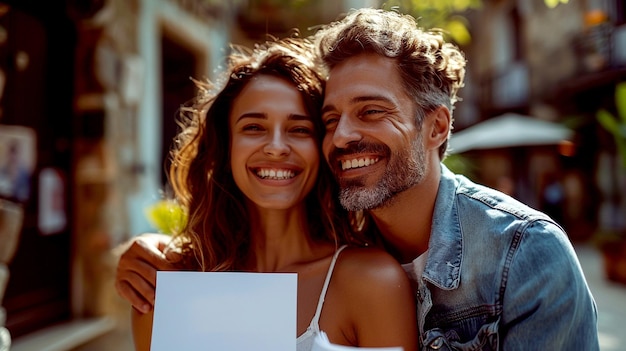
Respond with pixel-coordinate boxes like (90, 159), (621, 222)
(434, 165), (567, 256)
(437, 168), (565, 247)
(450, 173), (550, 223)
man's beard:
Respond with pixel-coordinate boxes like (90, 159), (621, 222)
(333, 134), (426, 211)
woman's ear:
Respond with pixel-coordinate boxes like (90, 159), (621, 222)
(425, 106), (451, 150)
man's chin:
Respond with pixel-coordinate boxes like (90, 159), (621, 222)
(338, 187), (391, 212)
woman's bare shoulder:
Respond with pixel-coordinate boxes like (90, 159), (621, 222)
(332, 246), (409, 290)
(325, 246), (418, 350)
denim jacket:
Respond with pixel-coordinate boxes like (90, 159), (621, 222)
(414, 165), (599, 350)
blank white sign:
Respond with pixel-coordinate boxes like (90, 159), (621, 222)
(151, 271), (297, 351)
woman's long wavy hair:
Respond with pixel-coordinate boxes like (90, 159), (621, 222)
(167, 37), (362, 271)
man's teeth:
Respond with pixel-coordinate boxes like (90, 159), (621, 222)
(256, 169), (295, 180)
(341, 157), (379, 170)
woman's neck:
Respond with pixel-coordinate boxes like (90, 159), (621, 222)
(246, 205), (326, 272)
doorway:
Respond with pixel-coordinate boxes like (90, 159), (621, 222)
(1, 1), (75, 339)
(160, 34), (197, 189)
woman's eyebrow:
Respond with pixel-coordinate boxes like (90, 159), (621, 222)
(289, 113), (313, 121)
(235, 112), (266, 123)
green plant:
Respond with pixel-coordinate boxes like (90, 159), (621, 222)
(443, 153), (477, 180)
(596, 82), (626, 168)
(144, 199), (188, 235)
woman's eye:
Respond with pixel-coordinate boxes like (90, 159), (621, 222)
(291, 126), (314, 135)
(242, 124), (264, 132)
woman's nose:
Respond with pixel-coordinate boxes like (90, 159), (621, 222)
(263, 131), (290, 157)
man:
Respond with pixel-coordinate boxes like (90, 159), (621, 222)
(116, 8), (599, 349)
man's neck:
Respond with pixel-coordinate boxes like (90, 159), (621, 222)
(369, 164), (441, 264)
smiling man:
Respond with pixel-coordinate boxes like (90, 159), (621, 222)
(323, 53), (428, 215)
(313, 8), (599, 350)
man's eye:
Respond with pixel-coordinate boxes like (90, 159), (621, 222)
(323, 116), (338, 128)
(363, 109), (384, 116)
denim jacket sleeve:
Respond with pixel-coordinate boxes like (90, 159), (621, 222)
(500, 219), (599, 349)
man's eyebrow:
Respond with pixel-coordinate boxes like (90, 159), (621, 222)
(321, 104), (335, 115)
(322, 95), (394, 114)
(352, 95), (394, 104)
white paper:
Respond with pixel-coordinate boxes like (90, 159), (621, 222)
(151, 271), (297, 351)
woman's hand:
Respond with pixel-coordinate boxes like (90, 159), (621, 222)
(114, 233), (178, 313)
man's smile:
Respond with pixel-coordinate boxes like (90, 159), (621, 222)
(341, 156), (380, 170)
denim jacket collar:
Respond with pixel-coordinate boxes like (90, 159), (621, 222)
(422, 164), (462, 291)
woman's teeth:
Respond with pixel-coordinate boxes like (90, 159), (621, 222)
(256, 169), (295, 180)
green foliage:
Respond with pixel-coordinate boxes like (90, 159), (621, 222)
(381, 0), (482, 45)
(443, 153), (477, 179)
(144, 199), (188, 235)
(242, 0), (480, 46)
(596, 83), (626, 168)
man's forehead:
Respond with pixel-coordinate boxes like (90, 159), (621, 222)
(324, 55), (401, 103)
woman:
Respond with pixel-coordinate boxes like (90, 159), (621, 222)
(131, 37), (417, 351)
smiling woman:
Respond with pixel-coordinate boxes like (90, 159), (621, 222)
(229, 74), (319, 210)
(129, 36), (418, 351)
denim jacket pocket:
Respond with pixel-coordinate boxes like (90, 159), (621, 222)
(423, 319), (499, 351)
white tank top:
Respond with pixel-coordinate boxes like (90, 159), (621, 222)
(295, 245), (348, 351)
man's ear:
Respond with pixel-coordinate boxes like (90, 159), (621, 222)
(425, 106), (451, 150)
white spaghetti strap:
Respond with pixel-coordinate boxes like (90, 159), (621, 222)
(309, 245), (348, 326)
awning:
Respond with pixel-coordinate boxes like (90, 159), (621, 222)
(449, 113), (574, 154)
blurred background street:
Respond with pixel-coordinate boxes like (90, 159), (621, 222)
(0, 0), (625, 350)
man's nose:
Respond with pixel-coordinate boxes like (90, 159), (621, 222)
(263, 131), (290, 157)
(331, 114), (362, 148)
